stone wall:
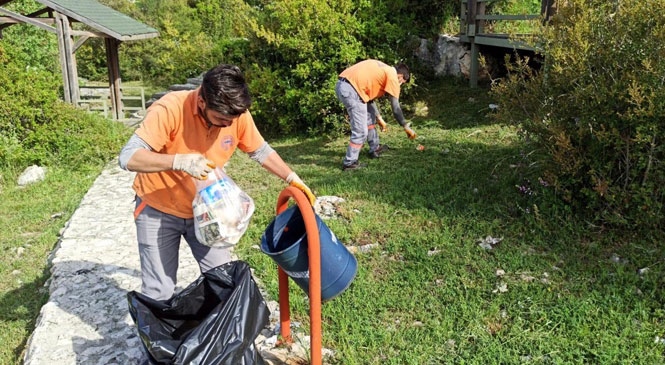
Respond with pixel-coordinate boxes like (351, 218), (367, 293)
(414, 34), (497, 81)
(145, 76), (203, 108)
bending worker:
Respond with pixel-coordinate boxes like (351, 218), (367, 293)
(118, 63), (315, 301)
(335, 59), (417, 171)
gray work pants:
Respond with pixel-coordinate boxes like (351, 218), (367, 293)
(134, 197), (232, 300)
(335, 79), (379, 165)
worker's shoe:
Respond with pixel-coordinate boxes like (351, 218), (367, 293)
(368, 144), (390, 158)
(342, 161), (367, 171)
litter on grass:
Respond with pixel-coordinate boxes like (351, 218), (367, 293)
(478, 236), (502, 250)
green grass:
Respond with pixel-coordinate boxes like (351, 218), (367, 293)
(232, 78), (665, 364)
(1, 77), (663, 364)
(0, 168), (109, 363)
(486, 0), (543, 36)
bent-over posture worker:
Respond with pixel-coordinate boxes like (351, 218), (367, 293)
(335, 59), (417, 171)
(118, 63), (315, 300)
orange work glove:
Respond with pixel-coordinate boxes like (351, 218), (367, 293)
(404, 123), (417, 140)
(286, 172), (316, 205)
(376, 116), (388, 132)
(172, 153), (216, 180)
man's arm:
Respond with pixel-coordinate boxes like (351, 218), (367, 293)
(388, 95), (417, 140)
(118, 134), (172, 172)
(387, 95), (407, 127)
(119, 133), (214, 179)
(127, 149), (176, 173)
(260, 150), (295, 180)
(259, 150), (316, 204)
(369, 102), (387, 132)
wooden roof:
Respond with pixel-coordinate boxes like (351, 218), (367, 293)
(0, 0), (158, 41)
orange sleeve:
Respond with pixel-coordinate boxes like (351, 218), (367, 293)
(236, 111), (265, 153)
(383, 68), (401, 99)
(134, 99), (181, 152)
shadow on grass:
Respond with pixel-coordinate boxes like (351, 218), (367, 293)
(405, 77), (498, 130)
(274, 132), (527, 220)
(266, 132), (665, 363)
(0, 266), (51, 364)
(268, 127), (665, 281)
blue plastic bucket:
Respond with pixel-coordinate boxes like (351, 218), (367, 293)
(260, 205), (357, 301)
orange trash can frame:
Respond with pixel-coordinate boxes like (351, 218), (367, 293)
(260, 187), (358, 365)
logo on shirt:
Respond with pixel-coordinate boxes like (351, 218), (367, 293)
(220, 135), (235, 151)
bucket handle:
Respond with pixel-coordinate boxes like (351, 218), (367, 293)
(274, 186), (322, 365)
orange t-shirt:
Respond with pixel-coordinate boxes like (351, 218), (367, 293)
(339, 59), (401, 103)
(132, 89), (265, 218)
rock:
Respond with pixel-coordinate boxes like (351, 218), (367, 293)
(186, 77), (203, 85)
(415, 35), (468, 78)
(18, 165), (46, 186)
(414, 34), (496, 81)
(313, 196), (345, 219)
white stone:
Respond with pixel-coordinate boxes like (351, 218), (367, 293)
(18, 165), (46, 186)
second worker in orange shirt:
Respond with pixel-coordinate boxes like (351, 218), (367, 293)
(335, 59), (417, 171)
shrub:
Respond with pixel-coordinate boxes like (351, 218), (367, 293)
(490, 0), (665, 229)
(241, 0), (366, 136)
(0, 44), (132, 174)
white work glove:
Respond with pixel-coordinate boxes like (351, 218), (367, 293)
(404, 122), (417, 140)
(286, 172), (316, 205)
(172, 153), (216, 180)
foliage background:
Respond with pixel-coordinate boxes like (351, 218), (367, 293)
(489, 0), (665, 230)
(79, 0), (461, 136)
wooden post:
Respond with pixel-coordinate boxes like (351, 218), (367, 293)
(541, 0), (557, 23)
(54, 12), (75, 104)
(105, 37), (123, 120)
(467, 0), (479, 88)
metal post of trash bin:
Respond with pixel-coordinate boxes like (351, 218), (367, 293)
(274, 186), (322, 365)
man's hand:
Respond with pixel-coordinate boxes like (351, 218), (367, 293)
(376, 116), (388, 132)
(286, 172), (316, 205)
(172, 153), (216, 180)
(404, 123), (417, 140)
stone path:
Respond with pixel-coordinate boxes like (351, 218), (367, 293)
(23, 161), (311, 365)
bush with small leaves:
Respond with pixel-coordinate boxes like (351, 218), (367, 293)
(490, 0), (665, 229)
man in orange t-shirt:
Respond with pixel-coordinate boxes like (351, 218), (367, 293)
(336, 59), (417, 171)
(118, 64), (315, 300)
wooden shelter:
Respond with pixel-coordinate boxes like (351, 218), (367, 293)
(0, 0), (158, 119)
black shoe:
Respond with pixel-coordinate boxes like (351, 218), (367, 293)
(342, 161), (367, 171)
(375, 144), (390, 154)
(369, 144), (390, 158)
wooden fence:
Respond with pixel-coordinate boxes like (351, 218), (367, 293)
(459, 0), (556, 87)
(78, 85), (146, 121)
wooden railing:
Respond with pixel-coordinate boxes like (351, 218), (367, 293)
(459, 0), (556, 87)
(78, 85), (146, 121)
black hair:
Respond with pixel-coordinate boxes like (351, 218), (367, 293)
(200, 64), (252, 115)
(395, 63), (410, 83)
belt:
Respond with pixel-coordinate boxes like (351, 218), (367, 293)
(338, 77), (351, 84)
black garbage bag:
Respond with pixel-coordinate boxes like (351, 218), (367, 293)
(127, 260), (270, 365)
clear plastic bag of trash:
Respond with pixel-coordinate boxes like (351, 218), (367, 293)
(193, 167), (255, 247)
